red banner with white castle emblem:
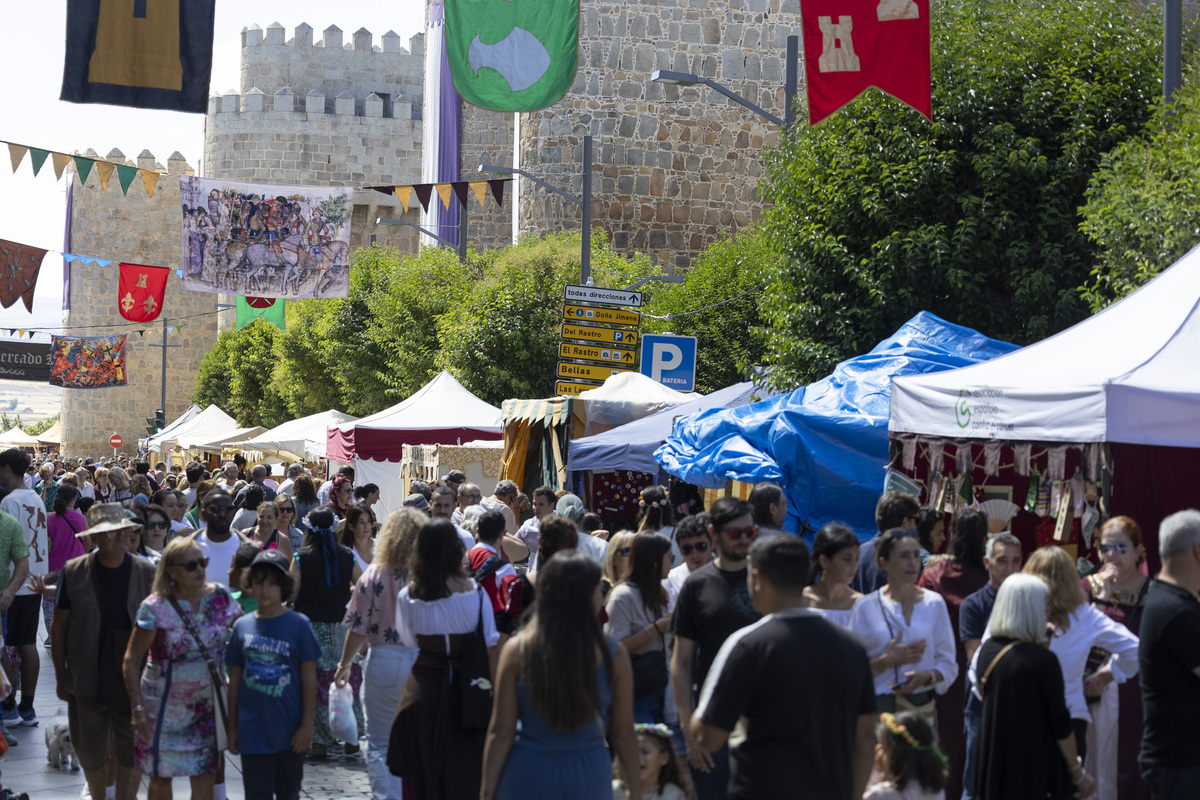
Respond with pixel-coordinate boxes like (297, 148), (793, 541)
(117, 263), (169, 323)
(801, 0), (931, 125)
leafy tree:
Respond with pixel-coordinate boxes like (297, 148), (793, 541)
(759, 0), (1161, 388)
(192, 326), (237, 411)
(25, 414), (60, 437)
(1080, 67), (1200, 311)
(643, 228), (774, 393)
(192, 321), (289, 427)
(274, 299), (343, 418)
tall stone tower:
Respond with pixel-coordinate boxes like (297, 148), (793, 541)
(203, 23), (429, 255)
(61, 150), (218, 456)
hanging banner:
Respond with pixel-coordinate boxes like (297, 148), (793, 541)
(60, 0), (217, 113)
(0, 341), (52, 382)
(180, 177), (353, 299)
(236, 297), (286, 332)
(801, 0), (931, 124)
(117, 263), (169, 323)
(0, 239), (48, 313)
(48, 334), (127, 389)
(444, 0), (580, 111)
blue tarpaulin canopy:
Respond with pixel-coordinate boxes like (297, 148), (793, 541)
(654, 312), (1019, 540)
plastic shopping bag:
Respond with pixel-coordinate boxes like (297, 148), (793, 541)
(328, 682), (358, 744)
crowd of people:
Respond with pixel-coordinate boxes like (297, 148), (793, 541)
(0, 448), (1196, 800)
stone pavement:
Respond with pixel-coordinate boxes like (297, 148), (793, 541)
(0, 622), (372, 799)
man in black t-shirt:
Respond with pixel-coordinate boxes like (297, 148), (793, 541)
(1140, 509), (1200, 800)
(693, 534), (876, 800)
(671, 497), (761, 800)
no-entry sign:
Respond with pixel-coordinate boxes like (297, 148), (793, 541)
(109, 434), (123, 448)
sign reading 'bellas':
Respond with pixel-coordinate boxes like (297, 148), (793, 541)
(801, 0), (931, 124)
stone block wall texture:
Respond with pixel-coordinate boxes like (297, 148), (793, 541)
(506, 0), (801, 269)
(62, 150), (218, 457)
(459, 102), (515, 249)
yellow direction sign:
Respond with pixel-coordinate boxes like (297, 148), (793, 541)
(561, 323), (639, 347)
(562, 304), (640, 327)
(560, 342), (639, 366)
(557, 361), (638, 382)
(556, 380), (601, 397)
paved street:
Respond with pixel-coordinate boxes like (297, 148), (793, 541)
(1, 624), (371, 799)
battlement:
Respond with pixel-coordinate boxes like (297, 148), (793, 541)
(66, 148), (195, 179)
(242, 22), (423, 56)
(207, 87), (420, 122)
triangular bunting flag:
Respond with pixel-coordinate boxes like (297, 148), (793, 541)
(7, 144), (27, 174)
(236, 296), (286, 332)
(73, 156), (95, 184)
(176, 269), (183, 278)
(396, 186), (413, 212)
(16, 331), (24, 339)
(28, 149), (49, 176)
(94, 161), (115, 190)
(451, 182), (470, 209)
(435, 183), (453, 209)
(51, 152), (72, 180)
(167, 326), (175, 334)
(137, 330), (145, 337)
(469, 181), (488, 207)
(488, 179), (506, 207)
(413, 184), (433, 212)
(115, 164), (138, 195)
(140, 170), (158, 198)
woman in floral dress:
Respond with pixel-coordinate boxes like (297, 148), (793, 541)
(335, 509), (424, 800)
(125, 536), (242, 800)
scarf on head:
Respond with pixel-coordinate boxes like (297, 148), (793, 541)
(307, 521), (341, 588)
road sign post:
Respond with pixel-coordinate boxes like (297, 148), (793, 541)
(562, 305), (641, 327)
(561, 323), (638, 347)
(110, 433), (122, 456)
(557, 361), (639, 383)
(563, 285), (643, 307)
(640, 334), (698, 391)
(559, 342), (639, 366)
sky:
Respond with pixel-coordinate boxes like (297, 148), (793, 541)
(0, 2), (427, 344)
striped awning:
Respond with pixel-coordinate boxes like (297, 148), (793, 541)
(500, 397), (574, 427)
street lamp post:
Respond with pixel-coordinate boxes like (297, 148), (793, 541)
(480, 135), (594, 284)
(651, 35), (800, 129)
(376, 216), (468, 262)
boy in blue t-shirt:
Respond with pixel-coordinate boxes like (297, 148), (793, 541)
(226, 548), (320, 800)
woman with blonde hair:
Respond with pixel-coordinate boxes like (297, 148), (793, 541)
(93, 466), (113, 503)
(75, 466), (95, 500)
(123, 536), (242, 800)
(272, 494), (305, 552)
(108, 466), (133, 503)
(335, 509), (425, 800)
(602, 530), (636, 596)
(1023, 546), (1139, 765)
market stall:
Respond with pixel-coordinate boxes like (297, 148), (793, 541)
(240, 409), (357, 464)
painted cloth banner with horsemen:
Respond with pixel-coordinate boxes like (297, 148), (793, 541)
(179, 177), (353, 299)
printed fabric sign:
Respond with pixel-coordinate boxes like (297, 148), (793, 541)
(117, 263), (169, 322)
(0, 341), (52, 382)
(180, 177), (353, 299)
(49, 334), (127, 389)
(60, 0), (216, 113)
(444, 0), (579, 111)
(236, 296), (286, 332)
(801, 0), (931, 124)
(0, 239), (47, 313)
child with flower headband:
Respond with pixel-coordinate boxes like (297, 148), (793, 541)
(865, 711), (948, 800)
(612, 723), (685, 800)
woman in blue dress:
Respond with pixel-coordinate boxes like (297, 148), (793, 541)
(482, 550), (643, 800)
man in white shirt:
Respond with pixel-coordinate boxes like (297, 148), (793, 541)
(218, 462), (239, 492)
(553, 493), (607, 565)
(667, 513), (714, 608)
(430, 485), (475, 554)
(192, 489), (251, 587)
(478, 480), (519, 535)
(277, 464), (304, 496)
(451, 482), (482, 525)
(515, 486), (556, 556)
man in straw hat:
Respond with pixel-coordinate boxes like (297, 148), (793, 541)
(50, 504), (154, 800)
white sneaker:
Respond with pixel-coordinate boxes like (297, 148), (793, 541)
(80, 785), (92, 800)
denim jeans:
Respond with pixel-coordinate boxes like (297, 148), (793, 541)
(690, 743), (730, 800)
(241, 751), (305, 800)
(633, 690), (665, 725)
(962, 709), (981, 800)
(363, 644), (419, 800)
(1143, 763), (1200, 800)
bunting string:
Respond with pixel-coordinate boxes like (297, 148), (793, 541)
(366, 179), (509, 212)
(3, 139), (163, 198)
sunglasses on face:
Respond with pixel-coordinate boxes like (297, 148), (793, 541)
(1098, 542), (1129, 555)
(679, 540), (710, 556)
(722, 525), (759, 542)
(204, 505), (232, 515)
(146, 520), (170, 531)
(278, 506), (295, 514)
(173, 557), (210, 572)
(617, 547), (632, 556)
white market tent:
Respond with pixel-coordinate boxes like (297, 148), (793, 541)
(145, 405), (239, 453)
(180, 426), (267, 455)
(35, 419), (61, 447)
(239, 409), (358, 463)
(0, 427), (39, 447)
(139, 405), (201, 451)
(576, 372), (701, 437)
(889, 242), (1200, 570)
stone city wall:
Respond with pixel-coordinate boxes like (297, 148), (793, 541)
(61, 150), (219, 457)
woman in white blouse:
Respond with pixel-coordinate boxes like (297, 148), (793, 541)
(1023, 546), (1139, 765)
(849, 528), (958, 727)
(803, 522), (862, 629)
(390, 518), (501, 800)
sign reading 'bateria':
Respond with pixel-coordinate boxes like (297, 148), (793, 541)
(0, 341), (51, 382)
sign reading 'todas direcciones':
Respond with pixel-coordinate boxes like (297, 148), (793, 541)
(564, 285), (643, 308)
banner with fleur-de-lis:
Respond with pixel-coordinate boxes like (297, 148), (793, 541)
(117, 263), (168, 322)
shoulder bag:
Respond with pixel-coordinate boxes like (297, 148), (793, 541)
(629, 621), (668, 700)
(460, 587), (494, 730)
(978, 641), (1018, 696)
(167, 594), (229, 751)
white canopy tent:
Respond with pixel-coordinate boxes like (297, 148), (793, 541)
(889, 242), (1200, 448)
(0, 427), (38, 447)
(576, 372), (701, 437)
(239, 409), (357, 463)
(139, 405), (201, 451)
(180, 426), (267, 456)
(145, 405), (239, 454)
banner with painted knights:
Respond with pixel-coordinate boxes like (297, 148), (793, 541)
(48, 334), (127, 389)
(179, 177), (353, 299)
(444, 0), (579, 111)
(801, 0), (931, 124)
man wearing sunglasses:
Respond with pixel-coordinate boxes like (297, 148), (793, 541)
(193, 489), (252, 588)
(671, 497), (762, 800)
(666, 513), (714, 607)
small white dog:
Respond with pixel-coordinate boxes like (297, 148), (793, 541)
(46, 717), (79, 770)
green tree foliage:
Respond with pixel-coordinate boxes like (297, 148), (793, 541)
(192, 321), (289, 428)
(25, 414), (60, 437)
(1080, 68), (1200, 311)
(642, 228), (773, 393)
(760, 0), (1161, 388)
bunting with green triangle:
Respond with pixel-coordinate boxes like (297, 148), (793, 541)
(236, 296), (285, 331)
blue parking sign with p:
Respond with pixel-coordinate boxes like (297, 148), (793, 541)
(640, 334), (697, 391)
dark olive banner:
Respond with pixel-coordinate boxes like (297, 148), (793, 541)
(0, 341), (52, 382)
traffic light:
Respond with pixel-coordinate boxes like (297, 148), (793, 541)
(145, 416), (157, 436)
(155, 409), (166, 430)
